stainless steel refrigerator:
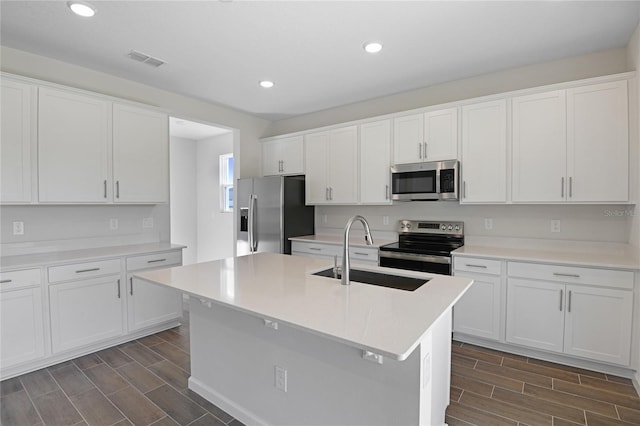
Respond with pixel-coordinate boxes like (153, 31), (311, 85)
(237, 175), (314, 256)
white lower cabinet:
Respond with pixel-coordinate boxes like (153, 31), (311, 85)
(0, 287), (45, 369)
(126, 251), (183, 332)
(506, 262), (634, 366)
(453, 257), (503, 341)
(49, 275), (124, 353)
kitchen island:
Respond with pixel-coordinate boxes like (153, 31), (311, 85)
(134, 252), (473, 426)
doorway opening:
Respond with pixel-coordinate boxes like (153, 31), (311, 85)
(169, 117), (235, 264)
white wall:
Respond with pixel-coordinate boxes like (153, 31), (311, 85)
(170, 136), (198, 265)
(0, 46), (268, 247)
(266, 48), (629, 137)
(625, 21), (640, 391)
(196, 133), (234, 262)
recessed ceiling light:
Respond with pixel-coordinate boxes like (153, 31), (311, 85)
(363, 42), (383, 54)
(259, 80), (275, 89)
(67, 1), (96, 17)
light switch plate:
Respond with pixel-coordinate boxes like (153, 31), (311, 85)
(12, 221), (24, 235)
(110, 218), (118, 230)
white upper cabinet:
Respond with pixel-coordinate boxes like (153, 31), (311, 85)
(38, 87), (110, 203)
(393, 108), (458, 165)
(461, 99), (508, 203)
(261, 135), (304, 176)
(113, 103), (169, 203)
(1, 78), (35, 203)
(305, 126), (358, 205)
(512, 81), (629, 204)
(512, 90), (567, 203)
(567, 80), (628, 203)
(360, 119), (392, 204)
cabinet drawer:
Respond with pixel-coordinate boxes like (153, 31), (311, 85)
(454, 257), (502, 275)
(507, 262), (634, 290)
(0, 268), (41, 291)
(291, 242), (340, 258)
(126, 250), (182, 271)
(48, 259), (121, 283)
(349, 247), (379, 263)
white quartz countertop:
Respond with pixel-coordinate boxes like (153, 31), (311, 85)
(1, 242), (185, 270)
(134, 252), (472, 360)
(453, 244), (640, 270)
(289, 234), (395, 248)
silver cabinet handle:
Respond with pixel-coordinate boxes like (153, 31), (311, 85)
(104, 180), (107, 199)
(423, 142), (428, 159)
(325, 187), (329, 201)
(567, 290), (572, 313)
(116, 180), (120, 198)
(0, 279), (12, 284)
(569, 177), (573, 198)
(417, 143), (422, 159)
(559, 289), (563, 311)
(309, 247), (322, 251)
(553, 272), (580, 278)
(385, 184), (389, 200)
(561, 177), (564, 198)
(465, 264), (487, 269)
(76, 268), (100, 273)
(117, 279), (121, 299)
(353, 252), (369, 256)
(463, 181), (467, 199)
(130, 277), (133, 295)
(147, 258), (166, 264)
(329, 187), (333, 201)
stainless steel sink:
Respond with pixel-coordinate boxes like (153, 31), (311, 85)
(312, 268), (428, 292)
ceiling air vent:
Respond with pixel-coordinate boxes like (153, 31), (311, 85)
(127, 50), (166, 68)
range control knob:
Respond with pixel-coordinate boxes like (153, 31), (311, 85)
(448, 225), (453, 230)
(440, 224), (446, 230)
(455, 225), (460, 231)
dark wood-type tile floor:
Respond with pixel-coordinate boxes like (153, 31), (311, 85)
(446, 341), (640, 426)
(2, 310), (640, 426)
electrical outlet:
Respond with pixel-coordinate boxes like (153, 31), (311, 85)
(484, 218), (493, 230)
(142, 217), (154, 228)
(383, 215), (389, 225)
(109, 218), (119, 230)
(551, 220), (561, 233)
(322, 214), (328, 224)
(12, 221), (24, 235)
(275, 366), (287, 392)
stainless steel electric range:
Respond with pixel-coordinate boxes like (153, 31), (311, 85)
(378, 220), (464, 275)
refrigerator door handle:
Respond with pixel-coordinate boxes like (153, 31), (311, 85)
(248, 194), (255, 253)
(250, 194), (259, 252)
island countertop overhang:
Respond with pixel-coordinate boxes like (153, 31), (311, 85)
(134, 252), (473, 360)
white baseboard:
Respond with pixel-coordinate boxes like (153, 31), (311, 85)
(634, 371), (640, 396)
(188, 377), (267, 426)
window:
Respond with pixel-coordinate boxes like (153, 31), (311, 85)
(220, 153), (234, 212)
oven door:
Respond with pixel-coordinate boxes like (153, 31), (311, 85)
(390, 165), (438, 201)
(378, 251), (452, 275)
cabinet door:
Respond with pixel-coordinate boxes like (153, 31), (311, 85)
(304, 132), (330, 204)
(393, 114), (423, 165)
(360, 120), (391, 204)
(49, 276), (124, 353)
(461, 99), (507, 203)
(506, 278), (564, 353)
(113, 104), (169, 203)
(127, 275), (182, 332)
(567, 81), (629, 202)
(0, 288), (45, 369)
(424, 108), (458, 161)
(1, 79), (34, 203)
(512, 91), (567, 203)
(38, 87), (110, 203)
(564, 285), (632, 365)
(453, 273), (502, 341)
(262, 136), (304, 176)
(328, 126), (358, 203)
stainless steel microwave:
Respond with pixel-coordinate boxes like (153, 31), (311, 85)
(390, 160), (459, 201)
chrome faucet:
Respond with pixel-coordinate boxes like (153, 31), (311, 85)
(341, 215), (374, 285)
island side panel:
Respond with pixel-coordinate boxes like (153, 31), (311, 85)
(188, 297), (423, 426)
(422, 309), (453, 426)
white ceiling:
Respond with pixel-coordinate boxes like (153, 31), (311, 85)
(2, 1), (639, 121)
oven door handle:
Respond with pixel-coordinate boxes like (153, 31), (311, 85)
(378, 251), (451, 264)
